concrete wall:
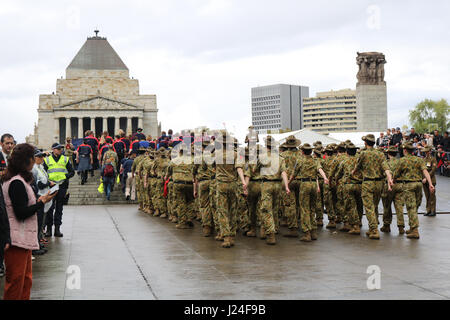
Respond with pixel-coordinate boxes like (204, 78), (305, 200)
(356, 84), (388, 131)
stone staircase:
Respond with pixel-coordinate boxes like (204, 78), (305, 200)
(67, 171), (136, 205)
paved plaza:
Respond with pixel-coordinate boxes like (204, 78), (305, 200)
(1, 176), (449, 300)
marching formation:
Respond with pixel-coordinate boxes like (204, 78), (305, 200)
(132, 129), (436, 249)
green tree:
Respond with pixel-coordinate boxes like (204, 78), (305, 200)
(409, 99), (449, 133)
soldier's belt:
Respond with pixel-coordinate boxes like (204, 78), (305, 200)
(396, 180), (421, 183)
(296, 178), (316, 182)
(260, 179), (282, 182)
(363, 177), (383, 181)
(174, 181), (193, 184)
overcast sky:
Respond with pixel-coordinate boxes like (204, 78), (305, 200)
(1, 0), (449, 142)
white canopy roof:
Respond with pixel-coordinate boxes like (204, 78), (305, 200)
(258, 129), (342, 146)
(328, 132), (381, 147)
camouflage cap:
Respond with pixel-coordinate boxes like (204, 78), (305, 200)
(313, 141), (322, 147)
(337, 142), (347, 150)
(363, 134), (376, 143)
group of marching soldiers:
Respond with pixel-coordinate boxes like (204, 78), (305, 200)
(131, 129), (436, 249)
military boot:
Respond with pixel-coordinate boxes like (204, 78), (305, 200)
(368, 229), (380, 240)
(202, 226), (212, 237)
(176, 223), (192, 229)
(348, 224), (360, 235)
(406, 227), (420, 239)
(260, 226), (266, 240)
(300, 231), (312, 242)
(340, 223), (351, 232)
(429, 212), (436, 217)
(283, 228), (298, 238)
(380, 224), (391, 233)
(266, 233), (276, 245)
(222, 237), (232, 248)
(153, 209), (160, 217)
(245, 228), (256, 237)
(310, 229), (318, 240)
(398, 226), (405, 235)
(326, 220), (336, 229)
(316, 219), (324, 227)
(160, 213), (167, 219)
(215, 233), (224, 241)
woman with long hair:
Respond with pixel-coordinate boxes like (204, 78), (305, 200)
(2, 143), (56, 300)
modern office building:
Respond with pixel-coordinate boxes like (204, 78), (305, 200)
(302, 89), (357, 133)
(251, 84), (309, 133)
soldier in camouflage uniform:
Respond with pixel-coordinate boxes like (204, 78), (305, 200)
(193, 140), (216, 237)
(165, 144), (196, 229)
(279, 136), (301, 238)
(254, 136), (282, 245)
(154, 147), (170, 218)
(329, 142), (348, 228)
(141, 152), (155, 215)
(313, 147), (325, 227)
(243, 145), (263, 238)
(282, 143), (329, 242)
(335, 143), (363, 234)
(322, 145), (336, 229)
(393, 142), (434, 239)
(214, 131), (246, 248)
(167, 150), (177, 223)
(380, 147), (405, 234)
(132, 149), (146, 211)
(422, 146), (437, 217)
(353, 134), (393, 240)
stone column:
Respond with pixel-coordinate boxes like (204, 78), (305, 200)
(138, 117), (143, 130)
(103, 117), (108, 134)
(126, 117), (132, 135)
(54, 117), (60, 142)
(91, 117), (96, 135)
(115, 117), (120, 135)
(78, 117), (83, 138)
(65, 117), (71, 139)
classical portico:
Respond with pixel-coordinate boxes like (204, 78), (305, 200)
(32, 31), (159, 149)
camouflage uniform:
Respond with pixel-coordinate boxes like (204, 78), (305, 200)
(193, 157), (215, 230)
(257, 151), (282, 237)
(314, 153), (325, 224)
(423, 153), (437, 214)
(132, 154), (145, 210)
(393, 153), (426, 230)
(291, 150), (322, 235)
(141, 156), (155, 214)
(382, 157), (404, 227)
(166, 153), (195, 226)
(154, 152), (169, 216)
(244, 162), (262, 236)
(329, 150), (348, 224)
(321, 151), (336, 224)
(215, 147), (243, 240)
(280, 149), (300, 230)
(335, 153), (363, 227)
(354, 147), (389, 232)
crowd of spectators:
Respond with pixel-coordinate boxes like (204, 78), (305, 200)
(376, 128), (450, 176)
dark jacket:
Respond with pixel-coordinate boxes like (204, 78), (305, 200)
(0, 182), (11, 247)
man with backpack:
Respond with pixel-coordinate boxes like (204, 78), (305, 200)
(99, 138), (118, 168)
(101, 157), (117, 201)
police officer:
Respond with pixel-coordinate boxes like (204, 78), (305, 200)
(44, 143), (75, 237)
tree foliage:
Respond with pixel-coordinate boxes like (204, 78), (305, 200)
(409, 99), (449, 133)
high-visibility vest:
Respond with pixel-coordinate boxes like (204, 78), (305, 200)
(45, 155), (69, 184)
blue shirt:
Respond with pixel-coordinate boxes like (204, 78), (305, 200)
(139, 141), (150, 149)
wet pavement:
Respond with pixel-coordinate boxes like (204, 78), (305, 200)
(1, 176), (450, 300)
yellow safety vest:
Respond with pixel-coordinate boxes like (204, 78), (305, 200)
(45, 155), (69, 184)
